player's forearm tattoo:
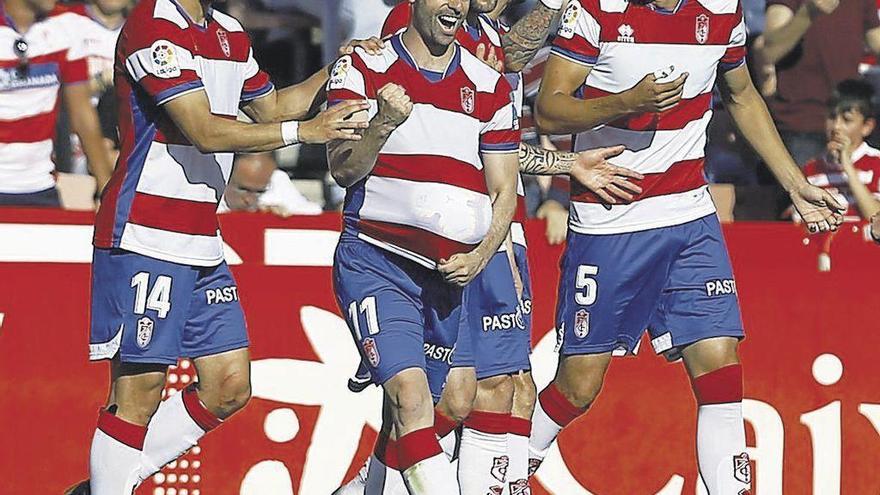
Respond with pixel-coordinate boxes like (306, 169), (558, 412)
(518, 143), (577, 176)
(502, 3), (560, 71)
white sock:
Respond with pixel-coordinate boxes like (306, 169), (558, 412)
(528, 384), (583, 476)
(333, 455), (368, 495)
(89, 409), (147, 495)
(137, 386), (221, 480)
(398, 428), (459, 495)
(697, 403), (751, 494)
(505, 418), (531, 495)
(438, 430), (458, 460)
(458, 412), (510, 495)
(364, 453), (409, 495)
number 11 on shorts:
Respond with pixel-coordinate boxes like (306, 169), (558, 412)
(348, 296), (381, 337)
(575, 265), (599, 306)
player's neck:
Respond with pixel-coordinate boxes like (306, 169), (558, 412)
(651, 0), (680, 11)
(401, 27), (456, 72)
(3, 0), (39, 32)
(175, 0), (208, 25)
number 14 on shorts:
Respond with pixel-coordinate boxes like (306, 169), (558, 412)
(131, 272), (172, 319)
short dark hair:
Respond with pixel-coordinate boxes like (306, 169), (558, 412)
(829, 79), (875, 119)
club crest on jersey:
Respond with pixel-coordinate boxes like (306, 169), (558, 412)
(217, 29), (231, 58)
(574, 309), (590, 338)
(136, 316), (154, 349)
(558, 2), (579, 39)
(696, 14), (710, 44)
(733, 452), (752, 484)
(461, 86), (475, 114)
(490, 455), (509, 482)
(617, 24), (635, 43)
(363, 337), (380, 367)
(150, 40), (181, 79)
(328, 55), (351, 90)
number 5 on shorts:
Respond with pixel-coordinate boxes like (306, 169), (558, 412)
(575, 265), (599, 306)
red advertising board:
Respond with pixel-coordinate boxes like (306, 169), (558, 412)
(0, 209), (878, 494)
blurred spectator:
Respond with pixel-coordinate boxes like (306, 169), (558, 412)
(802, 80), (880, 221)
(0, 0), (113, 207)
(220, 153), (322, 216)
(755, 0), (880, 166)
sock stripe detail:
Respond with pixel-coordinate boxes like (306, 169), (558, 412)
(539, 384), (586, 427)
(434, 410), (458, 438)
(463, 410), (511, 435)
(692, 364), (744, 405)
(397, 427), (443, 471)
(508, 416), (532, 437)
(182, 385), (223, 432)
(97, 408), (147, 451)
(375, 431), (401, 470)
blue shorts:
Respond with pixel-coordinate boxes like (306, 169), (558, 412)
(89, 248), (249, 365)
(333, 238), (462, 402)
(556, 215), (744, 359)
(430, 245), (532, 385)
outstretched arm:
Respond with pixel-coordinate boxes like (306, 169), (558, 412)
(501, 0), (563, 72)
(64, 82), (113, 193)
(718, 64), (844, 232)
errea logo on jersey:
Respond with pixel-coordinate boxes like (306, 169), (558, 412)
(706, 279), (737, 297)
(617, 24), (635, 43)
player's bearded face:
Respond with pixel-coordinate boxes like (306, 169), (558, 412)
(413, 0), (469, 49)
(469, 0), (499, 14)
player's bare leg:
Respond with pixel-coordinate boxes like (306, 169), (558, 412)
(384, 367), (458, 495)
(89, 360), (166, 494)
(681, 337), (750, 495)
(528, 352), (611, 475)
(507, 370), (536, 494)
(137, 348), (251, 480)
(435, 366), (478, 454)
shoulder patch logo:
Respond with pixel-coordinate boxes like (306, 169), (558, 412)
(150, 40), (181, 79)
(558, 2), (580, 39)
(461, 86), (475, 114)
(696, 14), (710, 45)
(328, 55), (352, 90)
(217, 29), (231, 58)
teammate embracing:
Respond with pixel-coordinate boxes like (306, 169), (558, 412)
(66, 0), (374, 491)
(528, 0), (844, 492)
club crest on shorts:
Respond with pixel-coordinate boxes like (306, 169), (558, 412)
(574, 309), (590, 338)
(696, 14), (710, 45)
(363, 337), (380, 367)
(216, 29), (231, 58)
(733, 452), (752, 484)
(460, 86), (475, 114)
(136, 316), (154, 349)
(490, 455), (509, 482)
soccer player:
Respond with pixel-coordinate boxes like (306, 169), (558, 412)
(528, 0), (845, 492)
(326, 0), (523, 491)
(67, 0), (373, 491)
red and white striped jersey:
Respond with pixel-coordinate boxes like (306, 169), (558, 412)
(66, 3), (123, 94)
(381, 3), (530, 247)
(93, 0), (273, 266)
(327, 34), (520, 269)
(804, 142), (880, 220)
(552, 0), (747, 234)
(0, 5), (89, 193)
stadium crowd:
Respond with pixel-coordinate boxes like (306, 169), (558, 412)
(2, 0), (880, 230)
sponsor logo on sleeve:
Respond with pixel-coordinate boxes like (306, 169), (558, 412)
(558, 2), (580, 39)
(136, 316), (154, 349)
(328, 55), (351, 90)
(150, 40), (181, 79)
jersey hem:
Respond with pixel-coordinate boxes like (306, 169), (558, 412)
(117, 239), (224, 267)
(568, 204), (718, 235)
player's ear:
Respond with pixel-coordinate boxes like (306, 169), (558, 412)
(862, 116), (876, 139)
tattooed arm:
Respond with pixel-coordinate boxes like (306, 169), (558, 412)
(501, 1), (562, 72)
(520, 143), (645, 203)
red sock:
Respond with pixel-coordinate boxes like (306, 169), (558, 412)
(692, 364), (743, 405)
(374, 430), (401, 470)
(539, 383), (586, 427)
(397, 427), (443, 471)
(434, 409), (458, 438)
(181, 385), (223, 431)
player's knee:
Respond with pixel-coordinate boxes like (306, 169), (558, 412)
(443, 385), (476, 423)
(475, 374), (515, 410)
(391, 385), (433, 426)
(206, 369), (252, 418)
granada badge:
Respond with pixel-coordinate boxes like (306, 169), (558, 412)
(136, 316), (154, 349)
(461, 86), (475, 114)
(696, 14), (710, 45)
(363, 337), (380, 367)
(574, 309), (590, 338)
(217, 29), (231, 58)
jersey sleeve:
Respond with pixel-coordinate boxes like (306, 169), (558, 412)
(480, 77), (521, 154)
(60, 16), (89, 85)
(121, 22), (204, 106)
(551, 0), (600, 67)
(326, 53), (371, 106)
(240, 48), (274, 103)
(381, 3), (410, 38)
(719, 4), (747, 73)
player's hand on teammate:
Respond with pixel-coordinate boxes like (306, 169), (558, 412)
(536, 200), (569, 245)
(570, 145), (644, 204)
(438, 250), (490, 286)
(475, 43), (504, 73)
(375, 83), (413, 128)
(789, 183), (845, 233)
(339, 37), (385, 56)
(299, 100), (370, 143)
(624, 72), (689, 113)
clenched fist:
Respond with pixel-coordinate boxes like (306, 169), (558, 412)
(376, 83), (413, 128)
(623, 72), (689, 113)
